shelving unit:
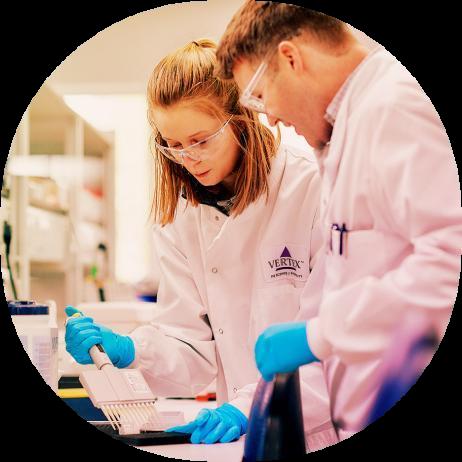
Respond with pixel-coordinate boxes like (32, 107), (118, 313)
(2, 84), (114, 320)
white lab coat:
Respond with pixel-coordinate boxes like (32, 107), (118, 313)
(301, 46), (461, 440)
(129, 146), (339, 450)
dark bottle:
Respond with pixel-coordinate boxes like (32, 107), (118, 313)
(243, 370), (306, 461)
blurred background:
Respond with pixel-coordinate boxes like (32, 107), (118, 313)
(1, 1), (377, 325)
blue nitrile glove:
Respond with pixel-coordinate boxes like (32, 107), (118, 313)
(165, 403), (247, 444)
(255, 321), (319, 382)
(65, 306), (135, 368)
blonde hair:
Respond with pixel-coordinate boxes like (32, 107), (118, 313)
(147, 38), (280, 225)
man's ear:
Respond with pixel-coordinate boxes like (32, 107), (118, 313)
(277, 40), (304, 74)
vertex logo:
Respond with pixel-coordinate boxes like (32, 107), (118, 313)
(267, 247), (305, 279)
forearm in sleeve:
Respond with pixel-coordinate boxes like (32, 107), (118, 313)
(129, 324), (217, 397)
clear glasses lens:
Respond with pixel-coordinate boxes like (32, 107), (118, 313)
(240, 95), (266, 113)
(239, 61), (269, 113)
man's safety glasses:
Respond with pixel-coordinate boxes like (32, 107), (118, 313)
(154, 116), (233, 164)
(239, 46), (279, 114)
(239, 61), (269, 114)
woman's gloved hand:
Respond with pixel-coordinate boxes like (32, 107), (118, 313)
(165, 403), (247, 444)
(64, 306), (135, 368)
(255, 321), (319, 381)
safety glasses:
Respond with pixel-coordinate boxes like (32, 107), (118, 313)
(239, 61), (269, 114)
(154, 116), (233, 164)
(239, 46), (279, 114)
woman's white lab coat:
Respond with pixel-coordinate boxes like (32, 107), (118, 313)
(129, 146), (339, 450)
(301, 46), (461, 439)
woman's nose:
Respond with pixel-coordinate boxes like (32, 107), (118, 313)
(182, 154), (201, 169)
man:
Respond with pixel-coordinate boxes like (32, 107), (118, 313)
(216, 1), (461, 440)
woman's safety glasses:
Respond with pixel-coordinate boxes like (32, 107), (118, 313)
(154, 116), (233, 164)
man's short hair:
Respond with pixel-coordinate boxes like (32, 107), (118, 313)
(216, 1), (348, 79)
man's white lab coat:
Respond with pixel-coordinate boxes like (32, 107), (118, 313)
(301, 46), (461, 440)
(130, 146), (339, 450)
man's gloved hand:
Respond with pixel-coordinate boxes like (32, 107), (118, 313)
(65, 306), (135, 368)
(165, 403), (247, 444)
(255, 321), (319, 382)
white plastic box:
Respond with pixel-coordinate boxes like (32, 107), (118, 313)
(10, 300), (59, 392)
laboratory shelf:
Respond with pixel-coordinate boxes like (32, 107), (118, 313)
(5, 83), (115, 308)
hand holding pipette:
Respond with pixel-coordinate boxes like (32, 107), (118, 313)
(65, 306), (135, 368)
(64, 306), (161, 434)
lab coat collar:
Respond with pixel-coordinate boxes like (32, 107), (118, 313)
(181, 175), (236, 216)
(199, 145), (287, 252)
(317, 45), (386, 183)
(325, 44), (384, 127)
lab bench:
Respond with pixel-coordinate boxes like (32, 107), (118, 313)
(98, 397), (245, 461)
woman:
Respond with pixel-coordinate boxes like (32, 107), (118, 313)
(65, 39), (337, 449)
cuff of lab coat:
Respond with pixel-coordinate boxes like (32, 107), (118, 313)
(306, 317), (332, 361)
(227, 396), (252, 419)
(307, 422), (339, 451)
(127, 328), (164, 370)
(127, 334), (143, 369)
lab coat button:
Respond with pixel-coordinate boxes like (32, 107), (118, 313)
(233, 387), (237, 393)
(212, 267), (218, 273)
(218, 328), (224, 334)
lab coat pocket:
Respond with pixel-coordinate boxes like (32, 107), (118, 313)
(325, 228), (388, 289)
(248, 284), (303, 347)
